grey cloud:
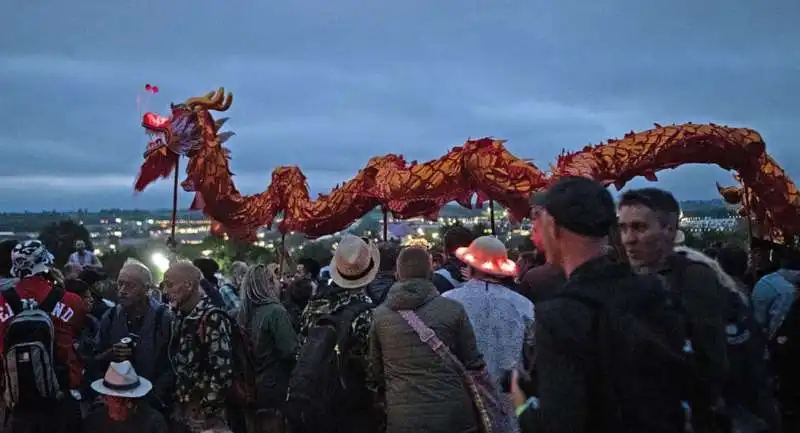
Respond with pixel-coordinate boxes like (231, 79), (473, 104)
(1, 0), (798, 210)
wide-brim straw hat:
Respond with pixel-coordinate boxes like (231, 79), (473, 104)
(330, 235), (381, 289)
(455, 235), (518, 277)
(90, 361), (152, 399)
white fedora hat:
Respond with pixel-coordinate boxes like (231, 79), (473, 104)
(91, 361), (152, 399)
(330, 235), (381, 289)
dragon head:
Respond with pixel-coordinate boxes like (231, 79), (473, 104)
(141, 88), (233, 157)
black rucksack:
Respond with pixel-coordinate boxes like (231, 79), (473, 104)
(669, 254), (779, 427)
(556, 273), (692, 433)
(286, 301), (374, 433)
(2, 287), (66, 406)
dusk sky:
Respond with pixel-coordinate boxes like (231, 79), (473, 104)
(1, 0), (798, 211)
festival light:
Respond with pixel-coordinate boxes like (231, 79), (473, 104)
(151, 252), (170, 272)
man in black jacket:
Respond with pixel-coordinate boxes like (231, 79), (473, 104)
(618, 188), (729, 433)
(94, 259), (174, 414)
(532, 177), (686, 433)
(431, 226), (474, 294)
(365, 242), (400, 305)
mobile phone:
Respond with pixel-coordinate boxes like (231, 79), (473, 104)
(500, 369), (514, 393)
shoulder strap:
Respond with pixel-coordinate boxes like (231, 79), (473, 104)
(333, 302), (373, 346)
(1, 290), (23, 315)
(198, 308), (232, 342)
(398, 309), (467, 375)
(39, 287), (65, 313)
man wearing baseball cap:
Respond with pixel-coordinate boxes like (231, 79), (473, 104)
(530, 176), (686, 433)
(517, 191), (566, 304)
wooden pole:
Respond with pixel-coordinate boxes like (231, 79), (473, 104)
(382, 207), (389, 241)
(489, 200), (496, 235)
(741, 181), (758, 282)
(741, 182), (754, 243)
(168, 157), (180, 257)
(278, 233), (286, 275)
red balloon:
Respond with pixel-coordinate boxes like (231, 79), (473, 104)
(144, 83), (152, 91)
(152, 86), (159, 93)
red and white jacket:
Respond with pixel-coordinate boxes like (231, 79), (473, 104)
(0, 275), (88, 389)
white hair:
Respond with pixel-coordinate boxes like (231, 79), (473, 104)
(120, 258), (154, 286)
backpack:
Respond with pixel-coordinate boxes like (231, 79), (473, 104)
(556, 273), (692, 433)
(285, 301), (374, 433)
(2, 287), (66, 406)
(769, 279), (800, 412)
(669, 254), (779, 420)
(198, 308), (258, 407)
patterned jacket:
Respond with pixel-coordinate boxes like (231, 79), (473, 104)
(443, 279), (535, 388)
(170, 296), (233, 418)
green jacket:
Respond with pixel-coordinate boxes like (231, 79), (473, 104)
(240, 300), (298, 408)
(368, 278), (483, 433)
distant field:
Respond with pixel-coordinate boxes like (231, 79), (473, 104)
(0, 200), (736, 233)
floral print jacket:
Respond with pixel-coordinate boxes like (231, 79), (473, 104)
(299, 284), (374, 362)
(170, 296), (233, 418)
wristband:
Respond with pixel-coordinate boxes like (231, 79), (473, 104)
(516, 397), (536, 417)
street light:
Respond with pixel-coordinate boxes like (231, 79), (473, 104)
(151, 252), (170, 272)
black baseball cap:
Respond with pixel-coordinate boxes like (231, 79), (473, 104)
(540, 176), (616, 238)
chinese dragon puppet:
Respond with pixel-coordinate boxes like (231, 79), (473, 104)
(135, 88), (800, 241)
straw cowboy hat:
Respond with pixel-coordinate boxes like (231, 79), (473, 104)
(455, 236), (518, 278)
(91, 361), (152, 399)
(330, 235), (381, 289)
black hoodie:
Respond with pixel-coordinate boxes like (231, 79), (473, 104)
(431, 257), (467, 294)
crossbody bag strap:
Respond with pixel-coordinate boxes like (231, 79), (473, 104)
(397, 309), (467, 375)
(39, 287), (65, 313)
(1, 289), (24, 315)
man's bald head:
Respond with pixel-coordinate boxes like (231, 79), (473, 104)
(396, 247), (432, 281)
(163, 261), (203, 310)
(165, 261), (202, 286)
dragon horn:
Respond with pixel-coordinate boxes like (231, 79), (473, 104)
(185, 87), (234, 112)
(218, 131), (236, 144)
(215, 117), (230, 129)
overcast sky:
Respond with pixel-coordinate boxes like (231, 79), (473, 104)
(1, 0), (798, 211)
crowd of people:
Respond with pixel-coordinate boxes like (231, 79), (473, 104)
(0, 176), (798, 433)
